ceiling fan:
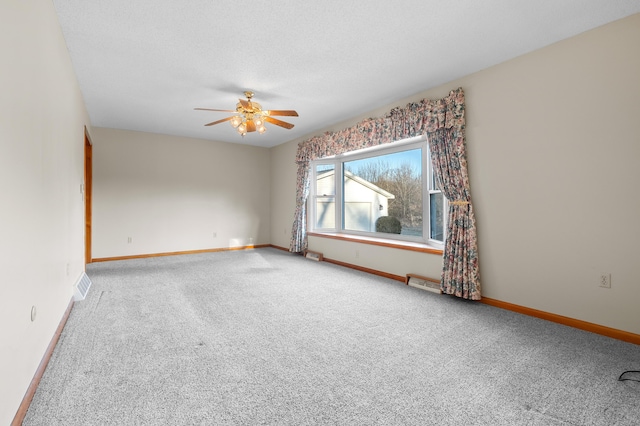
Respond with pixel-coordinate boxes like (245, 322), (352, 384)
(195, 91), (298, 136)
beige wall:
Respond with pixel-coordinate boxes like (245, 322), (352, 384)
(91, 128), (271, 258)
(0, 1), (91, 423)
(463, 13), (640, 334)
(270, 140), (299, 249)
(271, 13), (640, 335)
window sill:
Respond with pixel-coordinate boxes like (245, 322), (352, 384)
(307, 232), (444, 255)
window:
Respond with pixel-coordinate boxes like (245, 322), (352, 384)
(310, 138), (446, 245)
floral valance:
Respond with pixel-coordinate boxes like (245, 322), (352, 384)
(295, 87), (465, 164)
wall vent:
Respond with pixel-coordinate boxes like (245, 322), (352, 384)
(304, 250), (323, 262)
(406, 273), (441, 294)
(73, 272), (92, 301)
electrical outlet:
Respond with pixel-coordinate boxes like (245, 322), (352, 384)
(599, 273), (611, 288)
(212, 232), (217, 238)
(127, 237), (132, 244)
(355, 250), (360, 258)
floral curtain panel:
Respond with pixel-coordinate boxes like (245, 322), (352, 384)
(290, 87), (481, 300)
(429, 127), (481, 300)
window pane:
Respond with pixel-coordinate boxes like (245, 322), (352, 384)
(431, 168), (440, 191)
(315, 199), (335, 229)
(315, 164), (335, 229)
(315, 164), (335, 196)
(430, 192), (444, 241)
(343, 149), (422, 237)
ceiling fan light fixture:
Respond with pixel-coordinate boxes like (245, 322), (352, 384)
(230, 116), (243, 128)
(237, 123), (247, 134)
(257, 124), (266, 134)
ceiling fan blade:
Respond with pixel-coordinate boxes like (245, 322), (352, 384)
(194, 108), (236, 113)
(246, 120), (257, 132)
(238, 98), (251, 109)
(264, 116), (295, 129)
(265, 110), (298, 117)
(204, 116), (235, 126)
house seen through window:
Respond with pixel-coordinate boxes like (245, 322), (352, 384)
(310, 139), (446, 245)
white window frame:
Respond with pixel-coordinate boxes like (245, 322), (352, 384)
(308, 136), (447, 247)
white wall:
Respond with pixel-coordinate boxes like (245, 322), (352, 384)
(91, 128), (271, 258)
(271, 14), (640, 335)
(0, 1), (90, 424)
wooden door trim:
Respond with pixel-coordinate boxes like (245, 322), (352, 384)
(84, 127), (92, 264)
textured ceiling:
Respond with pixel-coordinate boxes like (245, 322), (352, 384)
(52, 1), (640, 148)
